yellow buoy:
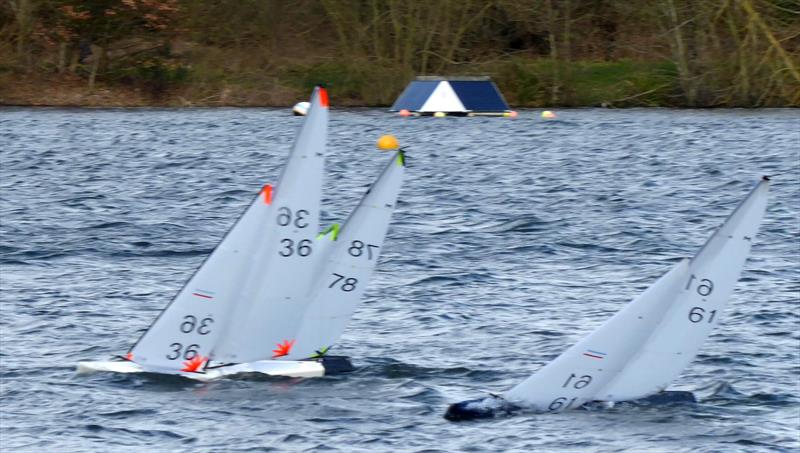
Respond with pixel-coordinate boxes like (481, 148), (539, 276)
(377, 134), (400, 151)
(541, 110), (557, 119)
(433, 111), (446, 118)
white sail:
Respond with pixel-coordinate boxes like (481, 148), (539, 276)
(505, 177), (769, 409)
(128, 187), (274, 372)
(129, 86), (329, 371)
(597, 177), (770, 401)
(504, 259), (690, 410)
(286, 151), (406, 360)
(211, 87), (329, 363)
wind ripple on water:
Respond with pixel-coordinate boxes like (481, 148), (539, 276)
(1, 107), (798, 452)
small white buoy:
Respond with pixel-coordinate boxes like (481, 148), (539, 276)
(293, 101), (311, 116)
(541, 110), (557, 119)
(433, 111), (446, 118)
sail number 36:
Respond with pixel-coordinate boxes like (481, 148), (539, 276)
(276, 207), (309, 228)
(166, 315), (212, 360)
(180, 315), (213, 335)
(280, 238), (312, 257)
(167, 343), (199, 360)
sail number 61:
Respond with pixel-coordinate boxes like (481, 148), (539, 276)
(688, 307), (717, 323)
(685, 274), (714, 296)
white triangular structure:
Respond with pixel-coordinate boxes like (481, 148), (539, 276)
(503, 177), (769, 411)
(419, 82), (466, 113)
(287, 151), (406, 360)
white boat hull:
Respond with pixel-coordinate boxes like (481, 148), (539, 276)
(76, 359), (326, 381)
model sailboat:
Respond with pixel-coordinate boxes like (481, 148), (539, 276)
(78, 87), (406, 380)
(445, 177), (769, 420)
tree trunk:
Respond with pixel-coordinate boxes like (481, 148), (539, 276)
(9, 0), (34, 68)
(663, 0), (697, 106)
(88, 45), (103, 92)
(58, 42), (68, 74)
(739, 0), (800, 84)
(545, 0), (560, 105)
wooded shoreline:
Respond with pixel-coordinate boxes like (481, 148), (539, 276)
(2, 0), (798, 108)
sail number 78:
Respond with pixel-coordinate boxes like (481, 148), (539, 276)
(348, 240), (379, 260)
(329, 273), (358, 292)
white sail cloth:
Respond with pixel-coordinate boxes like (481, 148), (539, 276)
(505, 178), (769, 410)
(211, 87), (328, 364)
(287, 151), (406, 360)
(129, 87), (329, 371)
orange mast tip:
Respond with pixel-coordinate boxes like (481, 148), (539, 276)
(262, 184), (273, 205)
(318, 88), (329, 107)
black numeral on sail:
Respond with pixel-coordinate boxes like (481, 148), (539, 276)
(562, 373), (593, 389)
(277, 207), (309, 228)
(688, 307), (717, 323)
(166, 343), (199, 360)
(180, 315), (213, 335)
(348, 240), (379, 260)
(279, 238), (312, 257)
(685, 274), (714, 296)
(329, 273), (357, 292)
(548, 397), (579, 411)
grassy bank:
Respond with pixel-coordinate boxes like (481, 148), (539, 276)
(0, 59), (732, 108)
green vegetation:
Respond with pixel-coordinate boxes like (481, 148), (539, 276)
(492, 59), (679, 107)
(1, 0), (798, 107)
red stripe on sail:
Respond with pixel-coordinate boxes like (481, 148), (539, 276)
(318, 87), (329, 107)
(262, 184), (273, 205)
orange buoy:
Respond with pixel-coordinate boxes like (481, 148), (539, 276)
(377, 134), (400, 151)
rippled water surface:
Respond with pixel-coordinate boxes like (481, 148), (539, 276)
(1, 107), (799, 452)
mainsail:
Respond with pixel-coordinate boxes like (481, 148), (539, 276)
(210, 87), (329, 364)
(596, 177), (770, 401)
(129, 86), (329, 371)
(287, 150), (406, 360)
(504, 177), (769, 410)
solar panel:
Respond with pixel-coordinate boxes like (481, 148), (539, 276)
(390, 80), (439, 111)
(448, 81), (509, 112)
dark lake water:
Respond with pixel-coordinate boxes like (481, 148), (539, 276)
(1, 107), (798, 452)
